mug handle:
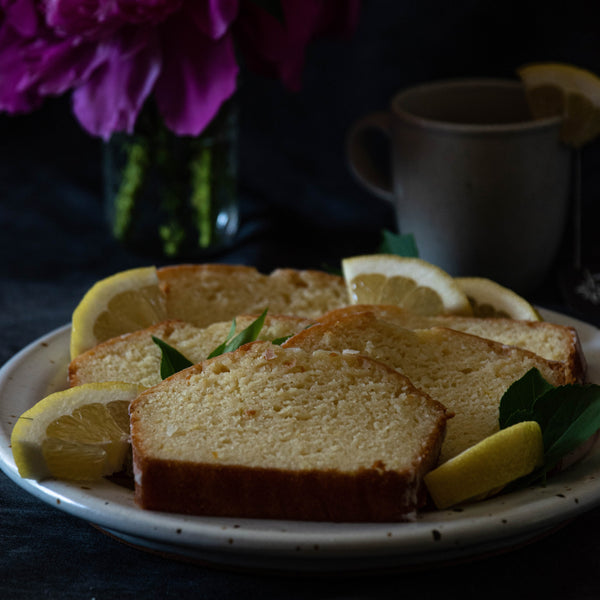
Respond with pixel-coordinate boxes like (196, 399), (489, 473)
(346, 111), (395, 202)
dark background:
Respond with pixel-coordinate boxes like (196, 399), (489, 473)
(2, 2), (600, 598)
(2, 2), (600, 289)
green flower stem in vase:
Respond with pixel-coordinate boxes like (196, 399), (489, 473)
(103, 100), (239, 259)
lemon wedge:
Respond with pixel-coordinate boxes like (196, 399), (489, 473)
(455, 276), (541, 320)
(11, 382), (142, 481)
(517, 62), (600, 147)
(70, 266), (167, 358)
(342, 254), (472, 316)
(424, 421), (544, 509)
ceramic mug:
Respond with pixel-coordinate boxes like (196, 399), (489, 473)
(347, 78), (571, 293)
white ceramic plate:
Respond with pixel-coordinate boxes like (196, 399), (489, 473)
(2, 309), (600, 573)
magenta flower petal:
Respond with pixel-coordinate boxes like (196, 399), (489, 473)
(0, 0), (360, 136)
(0, 0), (44, 110)
(236, 0), (360, 91)
(114, 0), (183, 25)
(235, 0), (320, 91)
(188, 0), (239, 39)
(0, 38), (43, 111)
(44, 0), (124, 38)
(32, 37), (102, 96)
(0, 1), (117, 111)
(3, 0), (39, 36)
(72, 28), (162, 139)
(154, 15), (238, 136)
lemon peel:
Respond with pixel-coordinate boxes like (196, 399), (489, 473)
(70, 266), (166, 358)
(455, 276), (541, 320)
(517, 62), (600, 147)
(342, 254), (472, 316)
(11, 382), (143, 482)
(424, 421), (544, 509)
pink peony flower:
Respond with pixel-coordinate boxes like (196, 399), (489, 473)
(0, 0), (360, 139)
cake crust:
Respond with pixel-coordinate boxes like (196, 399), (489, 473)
(283, 312), (568, 463)
(317, 304), (586, 383)
(130, 342), (450, 522)
(157, 264), (348, 327)
(132, 455), (443, 522)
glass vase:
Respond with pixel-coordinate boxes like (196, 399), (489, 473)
(103, 100), (239, 259)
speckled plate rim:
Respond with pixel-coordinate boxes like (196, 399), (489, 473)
(1, 308), (600, 573)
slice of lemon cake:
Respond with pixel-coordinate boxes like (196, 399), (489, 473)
(69, 314), (314, 388)
(157, 264), (348, 327)
(283, 312), (567, 463)
(317, 304), (585, 383)
(129, 341), (450, 522)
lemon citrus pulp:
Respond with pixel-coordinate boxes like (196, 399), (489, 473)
(455, 276), (541, 320)
(11, 382), (142, 481)
(70, 266), (166, 358)
(517, 62), (600, 147)
(341, 254), (472, 316)
(424, 421), (544, 509)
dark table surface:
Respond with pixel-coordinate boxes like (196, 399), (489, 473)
(3, 113), (600, 600)
(3, 3), (600, 598)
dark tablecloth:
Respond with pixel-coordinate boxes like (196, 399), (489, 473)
(3, 3), (600, 598)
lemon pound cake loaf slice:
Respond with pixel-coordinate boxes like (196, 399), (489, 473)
(317, 304), (586, 383)
(130, 342), (450, 522)
(283, 312), (568, 464)
(157, 264), (348, 327)
(69, 314), (314, 389)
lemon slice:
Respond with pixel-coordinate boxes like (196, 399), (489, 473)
(11, 382), (142, 481)
(455, 276), (541, 320)
(517, 62), (600, 147)
(341, 254), (472, 316)
(424, 421), (544, 509)
(70, 266), (167, 358)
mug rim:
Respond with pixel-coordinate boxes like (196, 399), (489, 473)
(391, 78), (563, 133)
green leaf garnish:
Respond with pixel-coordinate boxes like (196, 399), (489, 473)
(151, 336), (194, 380)
(207, 308), (269, 358)
(378, 230), (419, 257)
(151, 310), (270, 379)
(499, 368), (600, 488)
(535, 385), (600, 472)
(499, 367), (555, 428)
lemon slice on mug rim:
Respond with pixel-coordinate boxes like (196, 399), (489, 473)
(518, 62), (600, 147)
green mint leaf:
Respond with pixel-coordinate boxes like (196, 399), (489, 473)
(272, 323), (314, 346)
(378, 230), (419, 257)
(151, 336), (194, 380)
(225, 317), (237, 341)
(207, 308), (269, 359)
(534, 384), (600, 471)
(208, 317), (238, 358)
(502, 408), (535, 429)
(498, 368), (554, 429)
(499, 369), (600, 492)
(509, 386), (600, 491)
